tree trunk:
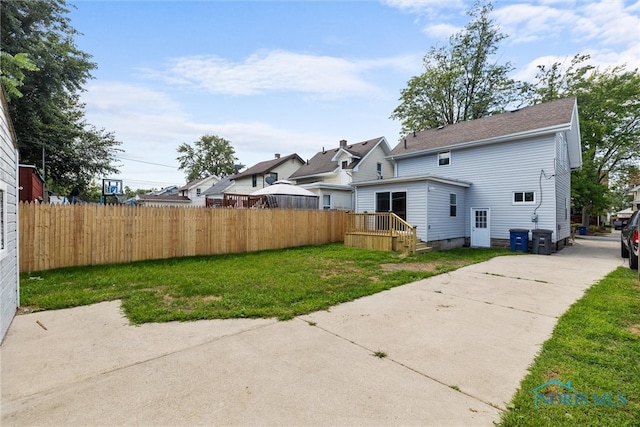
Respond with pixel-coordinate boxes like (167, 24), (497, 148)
(581, 205), (591, 227)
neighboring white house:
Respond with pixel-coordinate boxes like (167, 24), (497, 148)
(0, 89), (20, 343)
(353, 97), (582, 250)
(290, 137), (394, 210)
(229, 154), (305, 195)
(177, 175), (220, 207)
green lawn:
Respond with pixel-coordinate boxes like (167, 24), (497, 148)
(499, 267), (640, 426)
(20, 243), (512, 323)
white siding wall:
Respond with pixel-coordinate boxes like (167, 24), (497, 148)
(0, 96), (19, 342)
(352, 145), (394, 183)
(355, 181), (429, 241)
(397, 135), (558, 241)
(320, 189), (352, 210)
(426, 182), (467, 241)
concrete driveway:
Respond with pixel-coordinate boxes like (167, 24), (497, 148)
(1, 237), (623, 426)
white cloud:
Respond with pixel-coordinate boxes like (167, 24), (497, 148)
(140, 50), (416, 99)
(422, 23), (459, 39)
(382, 0), (464, 12)
(493, 4), (574, 44)
(80, 82), (337, 187)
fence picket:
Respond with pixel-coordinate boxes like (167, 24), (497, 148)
(18, 203), (346, 271)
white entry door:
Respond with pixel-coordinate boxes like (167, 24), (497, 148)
(471, 208), (490, 247)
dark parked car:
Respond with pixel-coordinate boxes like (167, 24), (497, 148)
(621, 210), (639, 270)
(614, 219), (627, 230)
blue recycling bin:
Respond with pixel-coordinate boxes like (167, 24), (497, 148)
(509, 229), (529, 253)
(577, 226), (587, 235)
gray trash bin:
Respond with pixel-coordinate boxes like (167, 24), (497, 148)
(532, 229), (553, 255)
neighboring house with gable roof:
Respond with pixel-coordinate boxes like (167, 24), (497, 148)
(178, 175), (220, 207)
(230, 154), (305, 195)
(290, 137), (394, 210)
(353, 97), (582, 250)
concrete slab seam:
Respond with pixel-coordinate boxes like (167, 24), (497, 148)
(296, 317), (504, 413)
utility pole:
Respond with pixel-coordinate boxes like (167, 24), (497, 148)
(41, 144), (48, 203)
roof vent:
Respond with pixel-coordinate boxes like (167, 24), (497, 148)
(437, 125), (445, 130)
(510, 109), (520, 113)
(339, 139), (347, 148)
(275, 153), (280, 159)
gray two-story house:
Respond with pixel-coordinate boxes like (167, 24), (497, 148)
(353, 97), (582, 250)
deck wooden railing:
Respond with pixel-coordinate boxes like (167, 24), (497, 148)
(345, 212), (417, 253)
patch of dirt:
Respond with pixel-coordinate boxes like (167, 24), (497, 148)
(16, 306), (39, 315)
(380, 260), (469, 272)
(627, 324), (640, 336)
(202, 295), (223, 302)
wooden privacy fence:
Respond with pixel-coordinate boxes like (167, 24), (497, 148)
(19, 203), (347, 272)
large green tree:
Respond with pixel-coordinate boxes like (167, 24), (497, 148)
(391, 0), (526, 134)
(531, 54), (640, 225)
(177, 135), (239, 182)
(0, 0), (121, 197)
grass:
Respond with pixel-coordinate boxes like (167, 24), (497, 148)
(20, 243), (512, 324)
(498, 267), (640, 427)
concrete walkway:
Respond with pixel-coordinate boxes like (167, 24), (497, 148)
(1, 237), (623, 426)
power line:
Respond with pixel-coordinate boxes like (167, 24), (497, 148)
(116, 156), (178, 169)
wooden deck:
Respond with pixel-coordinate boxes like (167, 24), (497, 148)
(345, 213), (420, 254)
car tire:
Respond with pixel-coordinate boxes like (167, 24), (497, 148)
(630, 253), (638, 270)
(621, 241), (629, 258)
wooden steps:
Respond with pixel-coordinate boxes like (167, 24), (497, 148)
(415, 240), (432, 253)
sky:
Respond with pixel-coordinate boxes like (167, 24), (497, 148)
(67, 0), (640, 190)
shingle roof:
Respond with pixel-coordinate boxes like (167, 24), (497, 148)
(388, 97), (577, 157)
(234, 153), (304, 179)
(202, 175), (235, 196)
(290, 137), (385, 179)
(178, 175), (218, 191)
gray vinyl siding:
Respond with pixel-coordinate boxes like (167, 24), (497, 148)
(396, 135), (559, 241)
(1, 95), (19, 343)
(355, 181), (428, 241)
(426, 182), (467, 241)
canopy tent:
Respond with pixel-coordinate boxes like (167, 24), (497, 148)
(250, 181), (316, 197)
(250, 181), (318, 209)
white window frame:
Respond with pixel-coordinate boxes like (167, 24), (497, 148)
(512, 191), (536, 205)
(438, 151), (451, 166)
(322, 194), (331, 210)
(449, 193), (457, 217)
(376, 162), (383, 179)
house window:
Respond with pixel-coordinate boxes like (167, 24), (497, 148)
(252, 174), (257, 187)
(438, 151), (451, 166)
(513, 191), (535, 204)
(196, 188), (201, 196)
(450, 193), (457, 217)
(342, 160), (348, 169)
(322, 194), (331, 210)
(377, 163), (383, 179)
(269, 172), (278, 182)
